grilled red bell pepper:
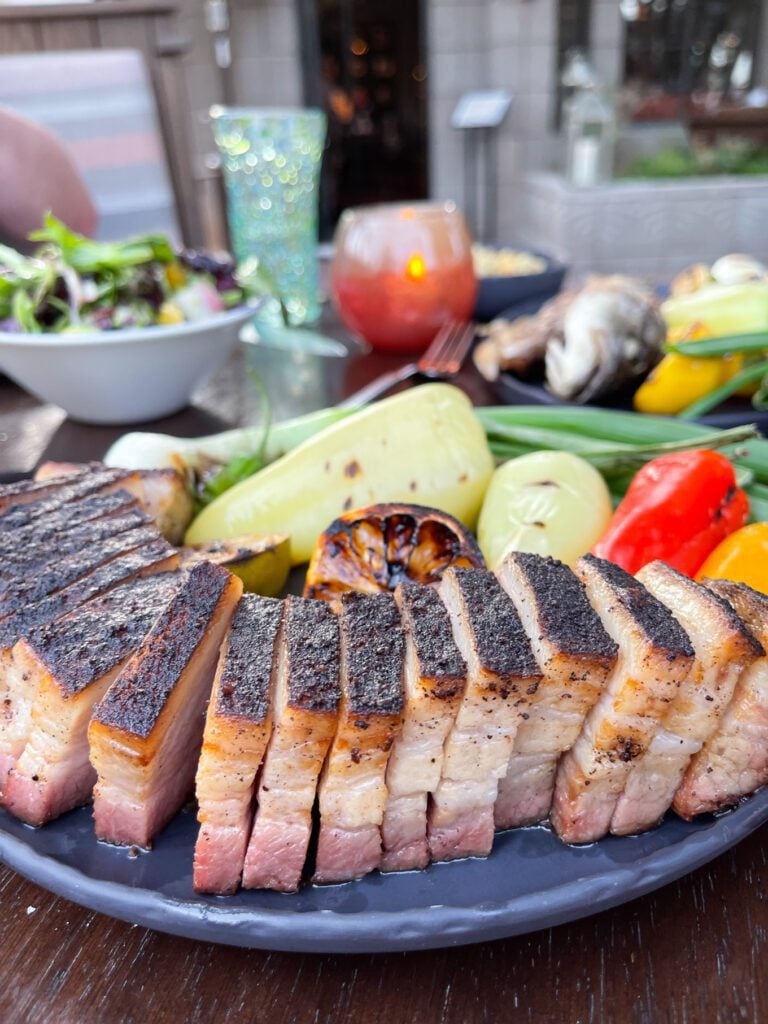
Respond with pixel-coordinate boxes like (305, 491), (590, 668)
(592, 450), (749, 577)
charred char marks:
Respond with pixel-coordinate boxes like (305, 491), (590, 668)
(453, 568), (540, 680)
(215, 595), (283, 721)
(658, 565), (765, 659)
(0, 467), (124, 527)
(706, 579), (768, 631)
(0, 524), (161, 615)
(29, 574), (181, 695)
(581, 554), (694, 659)
(92, 562), (231, 739)
(397, 582), (466, 694)
(285, 597), (341, 713)
(0, 537), (177, 651)
(0, 490), (138, 557)
(341, 591), (405, 717)
(1, 508), (150, 581)
(511, 553), (618, 662)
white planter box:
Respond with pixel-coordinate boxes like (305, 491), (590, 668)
(513, 172), (768, 280)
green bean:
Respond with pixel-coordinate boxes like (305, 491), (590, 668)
(679, 362), (768, 419)
(665, 332), (768, 358)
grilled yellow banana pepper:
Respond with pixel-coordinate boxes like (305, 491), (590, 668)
(185, 383), (495, 564)
(634, 324), (741, 415)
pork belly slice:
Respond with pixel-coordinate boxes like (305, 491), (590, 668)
(243, 597), (340, 892)
(0, 524), (164, 620)
(1, 574), (181, 826)
(610, 564), (763, 836)
(550, 555), (694, 844)
(0, 465), (101, 514)
(495, 553), (618, 829)
(194, 595), (283, 895)
(674, 582), (768, 819)
(0, 509), (151, 600)
(89, 561), (241, 849)
(34, 462), (193, 543)
(312, 591), (404, 884)
(429, 568), (541, 862)
(380, 583), (467, 872)
(0, 466), (126, 528)
(0, 489), (139, 559)
(0, 540), (180, 788)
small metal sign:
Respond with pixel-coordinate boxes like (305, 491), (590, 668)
(451, 90), (513, 130)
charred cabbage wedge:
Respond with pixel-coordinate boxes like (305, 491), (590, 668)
(185, 384), (495, 564)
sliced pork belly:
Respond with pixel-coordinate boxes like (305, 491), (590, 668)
(1, 574), (181, 825)
(34, 462), (193, 542)
(313, 591), (404, 884)
(550, 555), (694, 844)
(0, 536), (178, 655)
(611, 563), (763, 835)
(0, 466), (126, 527)
(89, 561), (241, 848)
(0, 465), (102, 513)
(194, 595), (283, 895)
(0, 514), (152, 604)
(243, 597), (340, 892)
(429, 568), (541, 862)
(674, 582), (768, 818)
(380, 583), (467, 872)
(495, 553), (618, 829)
(0, 540), (180, 788)
(0, 489), (139, 559)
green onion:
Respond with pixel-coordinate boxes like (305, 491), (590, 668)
(665, 332), (768, 358)
(679, 361), (768, 419)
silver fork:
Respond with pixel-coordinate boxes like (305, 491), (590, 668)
(339, 319), (476, 409)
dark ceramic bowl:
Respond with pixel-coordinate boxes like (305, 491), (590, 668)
(473, 252), (567, 323)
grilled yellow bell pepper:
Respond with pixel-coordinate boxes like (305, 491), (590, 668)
(185, 383), (495, 564)
(695, 523), (768, 593)
(634, 323), (738, 415)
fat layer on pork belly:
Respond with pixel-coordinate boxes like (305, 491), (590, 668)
(194, 595), (283, 895)
(0, 522), (159, 616)
(611, 563), (763, 836)
(1, 574), (181, 826)
(380, 583), (467, 872)
(429, 568), (541, 862)
(33, 462), (193, 543)
(674, 581), (768, 819)
(0, 538), (180, 787)
(550, 555), (694, 844)
(495, 553), (618, 829)
(313, 591), (405, 885)
(243, 597), (341, 892)
(0, 490), (139, 558)
(89, 561), (241, 849)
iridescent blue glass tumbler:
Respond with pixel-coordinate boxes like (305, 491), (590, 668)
(211, 107), (326, 325)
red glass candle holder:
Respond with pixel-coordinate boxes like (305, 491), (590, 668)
(330, 201), (477, 353)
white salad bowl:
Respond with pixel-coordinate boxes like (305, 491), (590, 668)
(0, 304), (260, 425)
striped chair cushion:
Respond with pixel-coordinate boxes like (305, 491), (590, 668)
(0, 48), (180, 242)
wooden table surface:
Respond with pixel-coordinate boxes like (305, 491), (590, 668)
(0, 344), (766, 1024)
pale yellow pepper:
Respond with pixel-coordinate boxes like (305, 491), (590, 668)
(633, 323), (737, 415)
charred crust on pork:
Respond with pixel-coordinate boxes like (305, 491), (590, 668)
(579, 554), (694, 659)
(215, 595), (283, 721)
(340, 591), (405, 717)
(92, 561), (231, 738)
(285, 596), (341, 714)
(506, 552), (618, 663)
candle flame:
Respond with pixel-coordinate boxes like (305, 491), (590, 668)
(405, 253), (426, 281)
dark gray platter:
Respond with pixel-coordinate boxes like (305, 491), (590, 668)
(2, 793), (767, 953)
